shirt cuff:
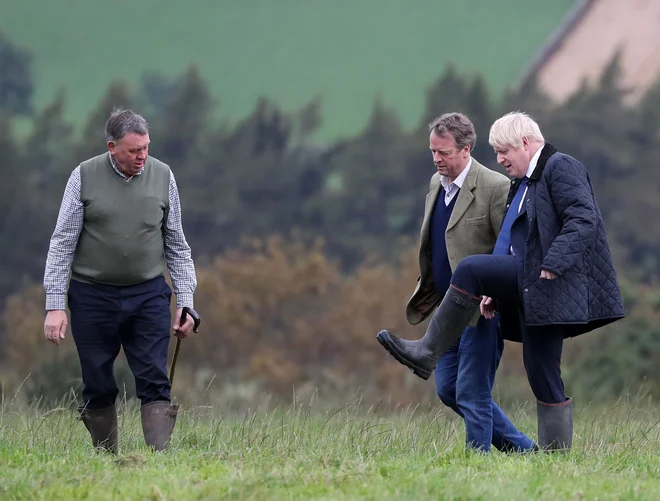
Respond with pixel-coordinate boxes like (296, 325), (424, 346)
(46, 293), (67, 311)
(176, 292), (194, 309)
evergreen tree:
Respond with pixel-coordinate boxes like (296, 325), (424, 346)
(0, 32), (33, 116)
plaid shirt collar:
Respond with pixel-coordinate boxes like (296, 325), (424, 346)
(108, 152), (144, 180)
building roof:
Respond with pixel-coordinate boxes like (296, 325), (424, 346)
(516, 0), (660, 102)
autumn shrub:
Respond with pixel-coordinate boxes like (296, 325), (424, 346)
(0, 233), (644, 410)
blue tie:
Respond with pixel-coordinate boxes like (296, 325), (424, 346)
(493, 177), (528, 255)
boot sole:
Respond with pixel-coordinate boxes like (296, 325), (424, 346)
(376, 332), (432, 381)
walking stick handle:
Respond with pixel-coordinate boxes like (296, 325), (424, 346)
(181, 306), (201, 333)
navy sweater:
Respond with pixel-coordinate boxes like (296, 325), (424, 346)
(429, 188), (457, 294)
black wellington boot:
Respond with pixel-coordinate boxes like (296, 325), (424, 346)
(78, 404), (119, 454)
(537, 398), (573, 452)
(376, 285), (481, 380)
(141, 401), (179, 451)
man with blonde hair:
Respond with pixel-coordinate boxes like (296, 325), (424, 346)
(377, 112), (536, 454)
(377, 111), (625, 452)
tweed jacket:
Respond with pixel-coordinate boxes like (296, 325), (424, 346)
(406, 158), (510, 325)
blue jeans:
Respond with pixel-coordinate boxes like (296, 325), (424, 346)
(434, 313), (536, 453)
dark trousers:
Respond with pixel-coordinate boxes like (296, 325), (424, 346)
(68, 276), (173, 410)
(451, 255), (566, 404)
(434, 314), (535, 452)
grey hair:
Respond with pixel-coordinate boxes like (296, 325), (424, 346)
(428, 112), (476, 151)
(104, 108), (149, 143)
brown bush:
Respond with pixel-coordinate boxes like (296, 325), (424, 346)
(0, 234), (436, 406)
(1, 282), (76, 377)
(183, 234), (431, 404)
(5, 233), (633, 409)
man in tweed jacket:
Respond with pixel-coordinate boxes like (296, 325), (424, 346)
(378, 112), (536, 453)
(378, 111), (625, 452)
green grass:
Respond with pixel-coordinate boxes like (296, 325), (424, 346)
(3, 394), (660, 500)
(1, 0), (575, 141)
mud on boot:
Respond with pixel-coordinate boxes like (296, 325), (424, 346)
(141, 400), (179, 451)
(537, 398), (573, 452)
(78, 404), (119, 454)
(376, 285), (481, 380)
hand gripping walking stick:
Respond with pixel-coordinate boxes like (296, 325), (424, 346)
(169, 306), (201, 386)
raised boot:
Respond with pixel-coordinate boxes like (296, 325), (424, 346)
(376, 285), (481, 380)
(537, 398), (573, 452)
(78, 404), (119, 454)
(141, 401), (179, 451)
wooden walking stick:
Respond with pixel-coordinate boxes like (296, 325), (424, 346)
(169, 306), (201, 385)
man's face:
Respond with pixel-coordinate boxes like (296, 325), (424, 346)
(108, 133), (150, 176)
(429, 132), (470, 181)
(494, 138), (531, 179)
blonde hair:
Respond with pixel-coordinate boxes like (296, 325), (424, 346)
(488, 111), (544, 149)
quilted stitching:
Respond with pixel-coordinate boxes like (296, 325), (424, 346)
(521, 152), (624, 331)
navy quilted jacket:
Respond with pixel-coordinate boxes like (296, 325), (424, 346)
(502, 143), (625, 342)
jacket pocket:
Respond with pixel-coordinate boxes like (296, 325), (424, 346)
(466, 215), (488, 225)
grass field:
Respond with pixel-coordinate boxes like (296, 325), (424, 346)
(1, 0), (575, 141)
(2, 394), (660, 500)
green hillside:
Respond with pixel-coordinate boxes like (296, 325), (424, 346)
(1, 0), (575, 140)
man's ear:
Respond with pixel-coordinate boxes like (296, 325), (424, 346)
(522, 137), (530, 150)
(107, 141), (116, 154)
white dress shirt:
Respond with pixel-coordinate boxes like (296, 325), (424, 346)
(510, 145), (543, 255)
(440, 158), (472, 206)
(517, 145), (544, 214)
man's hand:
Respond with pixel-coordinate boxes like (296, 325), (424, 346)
(480, 296), (496, 320)
(44, 310), (68, 346)
(540, 270), (558, 280)
(172, 308), (195, 339)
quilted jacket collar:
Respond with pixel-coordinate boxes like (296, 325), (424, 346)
(506, 143), (559, 206)
(529, 142), (558, 181)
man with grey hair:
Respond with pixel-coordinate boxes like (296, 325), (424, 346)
(43, 108), (198, 453)
(377, 112), (536, 453)
(378, 111), (624, 452)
